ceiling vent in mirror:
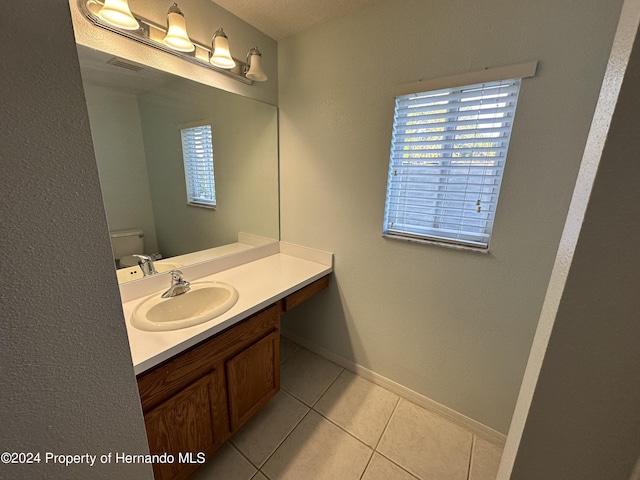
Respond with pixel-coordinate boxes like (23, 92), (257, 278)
(107, 57), (144, 72)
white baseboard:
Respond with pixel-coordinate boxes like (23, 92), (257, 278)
(281, 329), (507, 447)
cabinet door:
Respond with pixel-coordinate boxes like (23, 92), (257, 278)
(144, 367), (228, 480)
(226, 331), (280, 431)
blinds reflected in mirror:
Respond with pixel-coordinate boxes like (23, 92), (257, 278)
(180, 123), (216, 208)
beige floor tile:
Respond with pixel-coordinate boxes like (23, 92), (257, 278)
(231, 390), (310, 467)
(252, 473), (269, 480)
(262, 410), (373, 480)
(280, 336), (300, 363)
(189, 443), (256, 480)
(281, 348), (343, 406)
(469, 437), (504, 480)
(315, 369), (399, 447)
(377, 399), (472, 480)
(361, 453), (419, 480)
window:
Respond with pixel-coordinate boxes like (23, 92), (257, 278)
(180, 122), (216, 208)
(383, 72), (529, 250)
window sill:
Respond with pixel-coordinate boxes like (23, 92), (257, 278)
(382, 233), (490, 254)
(187, 202), (217, 209)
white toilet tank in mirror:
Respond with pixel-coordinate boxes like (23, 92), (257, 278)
(110, 228), (145, 268)
(110, 229), (182, 283)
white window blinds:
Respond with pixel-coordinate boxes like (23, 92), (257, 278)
(383, 78), (522, 249)
(180, 124), (216, 208)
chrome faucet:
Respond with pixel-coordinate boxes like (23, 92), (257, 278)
(162, 270), (191, 298)
(133, 254), (157, 276)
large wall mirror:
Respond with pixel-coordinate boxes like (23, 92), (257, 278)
(76, 45), (279, 283)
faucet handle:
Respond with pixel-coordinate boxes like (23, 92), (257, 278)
(133, 254), (157, 276)
(169, 270), (191, 291)
(168, 269), (183, 282)
(161, 270), (191, 298)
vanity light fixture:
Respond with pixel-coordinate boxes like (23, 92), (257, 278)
(210, 28), (236, 69)
(163, 3), (194, 52)
(96, 0), (139, 30)
(244, 47), (267, 82)
(79, 0), (268, 84)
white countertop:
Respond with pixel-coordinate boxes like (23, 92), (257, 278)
(120, 242), (333, 375)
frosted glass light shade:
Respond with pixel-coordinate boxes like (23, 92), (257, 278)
(210, 29), (235, 69)
(97, 0), (139, 30)
(245, 48), (267, 81)
(163, 5), (194, 52)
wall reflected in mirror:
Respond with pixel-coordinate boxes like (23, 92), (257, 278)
(77, 45), (279, 283)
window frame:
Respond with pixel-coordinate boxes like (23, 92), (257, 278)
(383, 61), (537, 252)
(179, 120), (217, 209)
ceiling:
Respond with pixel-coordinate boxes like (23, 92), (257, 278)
(212, 0), (385, 40)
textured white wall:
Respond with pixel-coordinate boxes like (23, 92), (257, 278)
(497, 0), (640, 475)
(0, 2), (152, 478)
(83, 84), (159, 255)
(504, 3), (640, 476)
(279, 0), (623, 433)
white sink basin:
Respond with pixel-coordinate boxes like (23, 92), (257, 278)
(131, 281), (239, 331)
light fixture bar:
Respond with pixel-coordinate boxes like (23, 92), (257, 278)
(79, 0), (253, 84)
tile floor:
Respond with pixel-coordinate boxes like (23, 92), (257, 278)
(190, 337), (504, 480)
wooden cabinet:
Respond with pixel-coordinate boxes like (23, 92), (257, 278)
(143, 368), (228, 480)
(136, 274), (330, 480)
(137, 303), (280, 480)
(226, 330), (279, 431)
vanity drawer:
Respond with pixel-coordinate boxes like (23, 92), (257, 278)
(282, 274), (331, 312)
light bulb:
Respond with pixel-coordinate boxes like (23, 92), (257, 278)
(97, 0), (139, 30)
(163, 4), (194, 52)
(245, 47), (267, 81)
(210, 29), (235, 69)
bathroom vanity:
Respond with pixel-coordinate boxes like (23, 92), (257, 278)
(119, 242), (332, 480)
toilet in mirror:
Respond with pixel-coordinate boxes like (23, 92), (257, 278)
(110, 228), (183, 283)
(110, 229), (146, 269)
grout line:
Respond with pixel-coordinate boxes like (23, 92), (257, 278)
(228, 437), (260, 470)
(284, 345), (393, 450)
(300, 407), (375, 479)
(279, 336), (300, 364)
(282, 345), (467, 480)
(279, 347), (299, 366)
(310, 406), (374, 449)
(373, 451), (422, 480)
(358, 449), (376, 480)
(373, 395), (401, 451)
(281, 344), (344, 409)
(309, 366), (345, 409)
(467, 435), (477, 480)
(281, 330), (507, 446)
(250, 469), (263, 480)
(225, 442), (259, 476)
(280, 362), (376, 476)
(255, 408), (314, 473)
(256, 404), (310, 469)
(228, 391), (310, 473)
(298, 368), (378, 449)
(278, 343), (472, 480)
(258, 466), (273, 480)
